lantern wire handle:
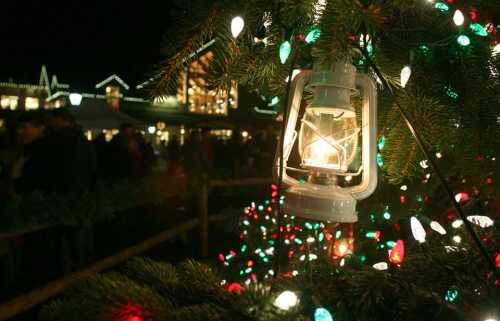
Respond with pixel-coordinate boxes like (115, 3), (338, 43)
(358, 46), (499, 279)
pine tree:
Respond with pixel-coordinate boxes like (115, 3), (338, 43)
(43, 1), (500, 320)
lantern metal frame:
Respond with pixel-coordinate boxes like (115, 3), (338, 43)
(273, 62), (377, 222)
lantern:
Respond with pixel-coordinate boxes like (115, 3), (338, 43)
(274, 62), (377, 222)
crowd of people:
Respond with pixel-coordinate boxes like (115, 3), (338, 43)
(0, 110), (277, 201)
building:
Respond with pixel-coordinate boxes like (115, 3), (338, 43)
(0, 53), (277, 143)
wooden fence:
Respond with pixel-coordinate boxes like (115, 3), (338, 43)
(0, 177), (273, 321)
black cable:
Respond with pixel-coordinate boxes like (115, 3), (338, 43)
(358, 47), (499, 279)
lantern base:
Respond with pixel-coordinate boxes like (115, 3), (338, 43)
(282, 185), (358, 222)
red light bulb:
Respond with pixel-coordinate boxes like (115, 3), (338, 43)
(388, 240), (405, 265)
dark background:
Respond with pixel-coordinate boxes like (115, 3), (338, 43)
(0, 0), (186, 88)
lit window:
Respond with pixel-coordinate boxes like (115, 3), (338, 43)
(177, 51), (238, 116)
(25, 97), (39, 110)
(1, 95), (19, 110)
(106, 86), (120, 109)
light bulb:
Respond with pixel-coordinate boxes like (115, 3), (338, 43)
(147, 126), (156, 134)
(493, 43), (500, 56)
(388, 240), (405, 265)
(457, 35), (470, 47)
(285, 69), (301, 82)
(451, 219), (463, 229)
(279, 41), (292, 64)
(466, 215), (494, 228)
(430, 221), (447, 235)
(452, 235), (462, 244)
(453, 10), (465, 26)
(274, 291), (298, 310)
(231, 16), (245, 38)
(314, 307), (334, 321)
(410, 216), (426, 243)
(372, 262), (388, 270)
(400, 65), (412, 88)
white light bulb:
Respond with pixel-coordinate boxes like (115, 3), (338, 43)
(147, 126), (156, 134)
(231, 16), (245, 38)
(430, 221), (447, 235)
(435, 152), (442, 158)
(467, 215), (494, 228)
(452, 235), (462, 244)
(451, 219), (463, 229)
(419, 160), (429, 169)
(453, 10), (465, 26)
(493, 44), (500, 56)
(411, 216), (426, 243)
(400, 185), (408, 191)
(373, 262), (388, 270)
(274, 291), (298, 310)
(400, 65), (412, 88)
(285, 69), (301, 82)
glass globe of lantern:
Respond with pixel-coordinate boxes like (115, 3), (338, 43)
(274, 62), (377, 222)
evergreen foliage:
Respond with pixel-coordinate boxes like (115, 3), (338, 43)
(42, 1), (500, 320)
(153, 0), (500, 183)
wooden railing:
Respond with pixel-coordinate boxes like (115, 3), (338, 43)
(0, 177), (273, 321)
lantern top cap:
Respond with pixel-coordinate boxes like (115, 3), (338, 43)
(310, 62), (357, 91)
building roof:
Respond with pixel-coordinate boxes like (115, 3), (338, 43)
(95, 74), (130, 91)
(70, 98), (144, 129)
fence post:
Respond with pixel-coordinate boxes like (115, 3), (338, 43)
(199, 176), (209, 257)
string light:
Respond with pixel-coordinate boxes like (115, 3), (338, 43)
(445, 288), (459, 302)
(231, 16), (245, 38)
(469, 23), (488, 36)
(285, 69), (301, 82)
(434, 2), (449, 12)
(451, 219), (463, 228)
(457, 35), (471, 46)
(268, 96), (280, 107)
(274, 291), (299, 310)
(466, 215), (494, 228)
(452, 235), (462, 244)
(454, 192), (469, 203)
(400, 66), (412, 88)
(388, 240), (405, 265)
(314, 307), (334, 321)
(493, 43), (500, 56)
(372, 262), (388, 270)
(430, 221), (447, 235)
(305, 28), (321, 44)
(279, 41), (292, 64)
(410, 216), (426, 243)
(453, 10), (465, 26)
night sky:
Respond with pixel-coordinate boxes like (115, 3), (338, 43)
(0, 0), (180, 89)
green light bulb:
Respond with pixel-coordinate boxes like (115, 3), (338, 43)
(383, 212), (391, 220)
(305, 28), (321, 44)
(268, 96), (280, 107)
(378, 136), (386, 151)
(445, 288), (459, 302)
(457, 35), (470, 46)
(314, 307), (334, 321)
(376, 153), (384, 167)
(434, 2), (449, 12)
(469, 23), (488, 36)
(279, 41), (292, 64)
